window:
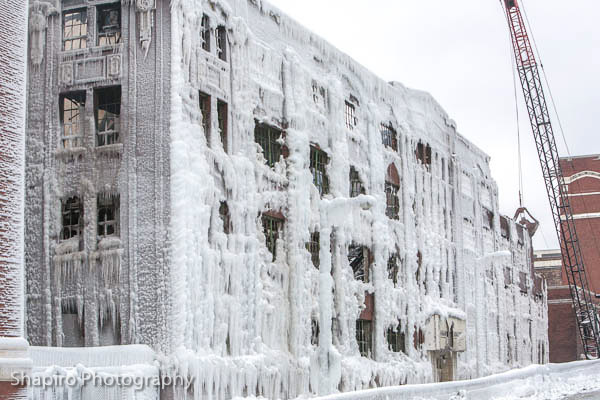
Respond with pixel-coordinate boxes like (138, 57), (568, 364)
(500, 216), (510, 239)
(63, 9), (88, 50)
(217, 100), (228, 152)
(516, 224), (525, 245)
(349, 166), (365, 198)
(255, 123), (283, 168)
(519, 272), (528, 294)
(310, 145), (329, 196)
(97, 3), (121, 46)
(60, 91), (85, 149)
(311, 318), (319, 346)
(262, 213), (283, 261)
(95, 86), (121, 147)
(305, 231), (320, 268)
(61, 196), (83, 241)
(387, 254), (399, 285)
(97, 194), (119, 238)
(61, 299), (84, 347)
(348, 245), (370, 282)
(381, 123), (398, 151)
(345, 99), (357, 130)
(201, 14), (210, 52)
(356, 319), (372, 357)
(483, 208), (494, 231)
(219, 201), (231, 234)
(415, 142), (432, 168)
(312, 81), (326, 109)
(385, 164), (400, 220)
(504, 266), (512, 288)
(199, 91), (211, 142)
(216, 25), (227, 61)
(416, 251), (423, 284)
(386, 324), (405, 353)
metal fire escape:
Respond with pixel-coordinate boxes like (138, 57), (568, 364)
(501, 0), (600, 358)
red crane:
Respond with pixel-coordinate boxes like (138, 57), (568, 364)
(501, 0), (600, 359)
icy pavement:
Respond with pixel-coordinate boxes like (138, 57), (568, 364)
(307, 359), (600, 400)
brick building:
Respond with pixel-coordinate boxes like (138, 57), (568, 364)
(534, 154), (600, 362)
(0, 0), (32, 399)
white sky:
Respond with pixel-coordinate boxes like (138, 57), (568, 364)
(266, 0), (600, 250)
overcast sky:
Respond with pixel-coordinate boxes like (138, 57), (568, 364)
(267, 0), (600, 250)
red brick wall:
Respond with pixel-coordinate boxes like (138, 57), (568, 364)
(547, 302), (579, 363)
(0, 382), (27, 400)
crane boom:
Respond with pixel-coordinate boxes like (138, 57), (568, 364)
(501, 0), (600, 358)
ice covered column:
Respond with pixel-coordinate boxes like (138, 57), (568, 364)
(0, 0), (32, 398)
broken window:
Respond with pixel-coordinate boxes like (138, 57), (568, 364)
(415, 142), (432, 168)
(95, 86), (121, 147)
(385, 164), (400, 220)
(310, 145), (329, 196)
(201, 14), (211, 52)
(381, 122), (398, 151)
(500, 216), (510, 239)
(311, 318), (319, 346)
(305, 231), (320, 268)
(262, 213), (283, 261)
(356, 319), (373, 358)
(349, 166), (365, 198)
(61, 299), (84, 347)
(387, 254), (399, 285)
(483, 208), (494, 231)
(63, 9), (87, 50)
(219, 201), (231, 234)
(255, 123), (283, 168)
(97, 3), (121, 46)
(386, 323), (405, 353)
(199, 91), (211, 142)
(61, 196), (83, 241)
(60, 91), (85, 149)
(97, 194), (119, 238)
(348, 245), (370, 283)
(217, 100), (228, 152)
(344, 98), (358, 130)
(216, 25), (227, 61)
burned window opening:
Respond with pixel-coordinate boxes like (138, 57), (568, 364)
(310, 145), (329, 196)
(380, 122), (398, 151)
(95, 86), (121, 147)
(201, 14), (211, 52)
(60, 91), (85, 149)
(386, 323), (405, 353)
(97, 3), (121, 46)
(348, 245), (371, 283)
(262, 213), (283, 261)
(500, 216), (510, 239)
(217, 100), (228, 152)
(97, 194), (119, 238)
(61, 196), (83, 242)
(216, 25), (227, 61)
(63, 9), (88, 50)
(199, 91), (211, 143)
(305, 231), (320, 268)
(387, 254), (399, 285)
(349, 166), (365, 198)
(219, 201), (231, 234)
(415, 142), (432, 168)
(344, 100), (357, 130)
(255, 122), (282, 168)
(356, 319), (372, 358)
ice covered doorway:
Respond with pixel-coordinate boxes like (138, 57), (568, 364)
(424, 315), (466, 382)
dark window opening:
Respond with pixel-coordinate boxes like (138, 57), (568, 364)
(519, 272), (528, 294)
(310, 145), (329, 196)
(345, 100), (357, 130)
(348, 245), (371, 283)
(415, 142), (432, 168)
(483, 208), (494, 231)
(413, 327), (425, 350)
(262, 213), (283, 262)
(387, 254), (399, 285)
(305, 231), (320, 268)
(201, 14), (211, 52)
(216, 25), (227, 61)
(61, 299), (84, 347)
(217, 100), (228, 152)
(63, 9), (87, 50)
(219, 201), (231, 234)
(61, 196), (83, 241)
(97, 194), (119, 238)
(97, 3), (121, 46)
(60, 91), (86, 149)
(311, 318), (320, 346)
(95, 86), (121, 147)
(312, 82), (326, 109)
(356, 319), (372, 358)
(381, 122), (398, 151)
(386, 164), (400, 220)
(349, 166), (365, 198)
(199, 91), (211, 142)
(255, 123), (283, 168)
(516, 224), (525, 245)
(416, 251), (423, 285)
(386, 323), (405, 353)
(500, 216), (510, 239)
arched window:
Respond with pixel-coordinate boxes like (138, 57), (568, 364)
(385, 164), (400, 220)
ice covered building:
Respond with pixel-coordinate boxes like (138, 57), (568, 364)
(24, 0), (548, 398)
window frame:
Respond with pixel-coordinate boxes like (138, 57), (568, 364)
(62, 8), (88, 51)
(61, 196), (83, 241)
(97, 194), (119, 239)
(386, 324), (406, 353)
(262, 213), (284, 262)
(217, 99), (228, 152)
(310, 145), (329, 196)
(349, 166), (365, 198)
(60, 91), (86, 149)
(96, 2), (122, 46)
(380, 122), (398, 151)
(305, 231), (320, 268)
(344, 100), (357, 131)
(94, 86), (121, 147)
(255, 122), (283, 168)
(216, 25), (227, 61)
(199, 91), (211, 143)
(201, 14), (211, 52)
(348, 245), (371, 283)
(356, 319), (373, 358)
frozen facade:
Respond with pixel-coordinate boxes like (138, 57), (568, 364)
(23, 0), (548, 398)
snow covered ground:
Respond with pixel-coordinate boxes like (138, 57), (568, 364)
(304, 359), (600, 400)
